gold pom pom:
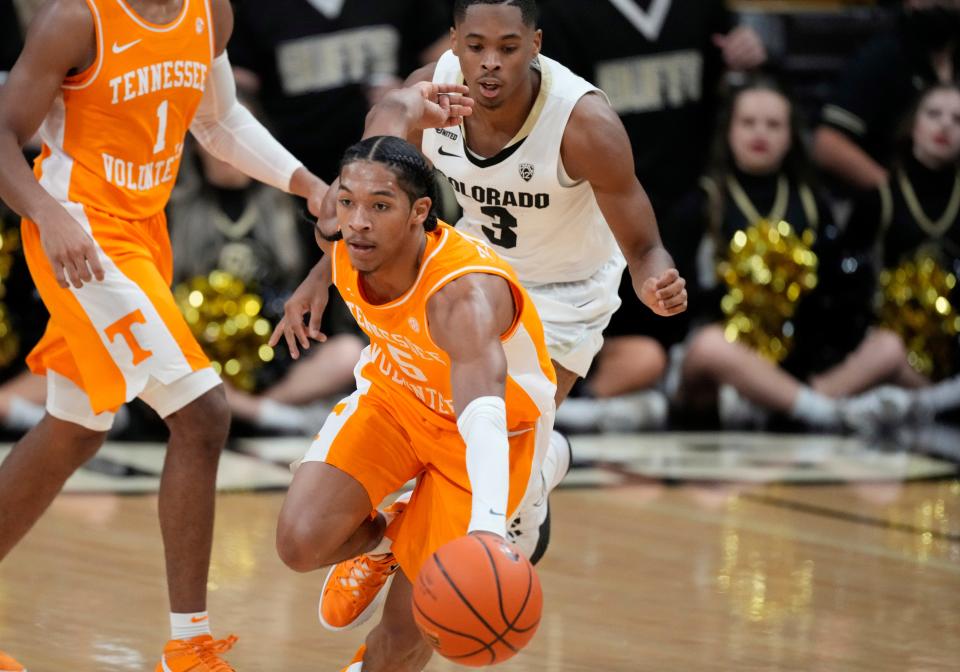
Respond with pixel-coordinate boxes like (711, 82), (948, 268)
(718, 220), (818, 362)
(0, 220), (21, 367)
(174, 271), (274, 392)
(878, 253), (957, 379)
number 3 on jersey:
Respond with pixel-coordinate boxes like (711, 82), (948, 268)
(480, 205), (518, 249)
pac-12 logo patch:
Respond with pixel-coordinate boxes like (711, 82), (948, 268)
(519, 163), (534, 182)
(196, 18), (204, 33)
(408, 317), (420, 333)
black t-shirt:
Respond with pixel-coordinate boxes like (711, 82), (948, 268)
(846, 155), (960, 274)
(820, 30), (960, 167)
(229, 0), (450, 182)
(0, 0), (22, 76)
(539, 0), (730, 207)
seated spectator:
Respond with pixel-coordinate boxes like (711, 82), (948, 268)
(676, 79), (915, 430)
(813, 0), (960, 191)
(168, 142), (365, 435)
(844, 84), (960, 424)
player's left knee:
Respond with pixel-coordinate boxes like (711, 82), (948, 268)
(276, 517), (335, 573)
(870, 329), (908, 366)
(166, 386), (231, 449)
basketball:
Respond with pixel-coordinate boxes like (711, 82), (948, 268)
(412, 534), (543, 667)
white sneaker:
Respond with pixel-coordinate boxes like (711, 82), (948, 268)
(597, 391), (668, 432)
(506, 431), (571, 564)
(841, 386), (914, 435)
(555, 391), (668, 432)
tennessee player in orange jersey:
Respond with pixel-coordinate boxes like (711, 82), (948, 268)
(272, 135), (560, 672)
(0, 0), (330, 669)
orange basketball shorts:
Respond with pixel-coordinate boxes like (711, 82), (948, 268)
(21, 202), (219, 429)
(302, 377), (547, 579)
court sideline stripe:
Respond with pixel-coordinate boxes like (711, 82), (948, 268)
(740, 493), (960, 542)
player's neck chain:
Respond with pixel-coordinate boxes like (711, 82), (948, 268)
(726, 173), (789, 225)
(898, 166), (960, 238)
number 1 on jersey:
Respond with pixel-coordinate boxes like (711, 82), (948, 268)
(152, 100), (169, 154)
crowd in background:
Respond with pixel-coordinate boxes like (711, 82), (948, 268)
(0, 0), (958, 441)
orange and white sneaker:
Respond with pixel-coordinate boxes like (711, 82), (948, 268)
(319, 494), (409, 631)
(0, 650), (25, 672)
(155, 634), (238, 672)
(320, 551), (400, 632)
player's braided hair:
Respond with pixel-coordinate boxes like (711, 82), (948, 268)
(453, 0), (538, 26)
(340, 135), (439, 233)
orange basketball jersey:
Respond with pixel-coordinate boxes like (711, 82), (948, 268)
(332, 223), (557, 431)
(33, 0), (214, 220)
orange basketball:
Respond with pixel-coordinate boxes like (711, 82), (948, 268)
(412, 534), (543, 667)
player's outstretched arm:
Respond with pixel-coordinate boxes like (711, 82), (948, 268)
(363, 82), (474, 141)
(428, 272), (517, 539)
(191, 0), (328, 206)
(0, 0), (105, 289)
(561, 93), (688, 317)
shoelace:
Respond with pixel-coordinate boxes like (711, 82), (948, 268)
(191, 635), (238, 672)
(331, 556), (396, 602)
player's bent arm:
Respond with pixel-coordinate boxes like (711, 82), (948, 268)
(561, 93), (687, 316)
(0, 0), (106, 288)
(0, 0), (93, 223)
(188, 53), (326, 198)
(428, 273), (517, 538)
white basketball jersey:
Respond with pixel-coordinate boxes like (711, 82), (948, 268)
(422, 51), (623, 285)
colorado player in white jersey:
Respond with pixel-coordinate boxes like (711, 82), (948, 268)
(271, 0), (688, 643)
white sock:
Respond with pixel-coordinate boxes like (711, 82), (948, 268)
(4, 396), (45, 431)
(345, 663), (362, 672)
(544, 431), (571, 492)
(256, 399), (308, 432)
(367, 491), (411, 556)
(368, 535), (393, 557)
(915, 375), (960, 417)
(170, 611), (212, 641)
(790, 387), (840, 427)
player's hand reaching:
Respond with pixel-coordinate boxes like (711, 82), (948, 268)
(365, 83), (474, 137)
(639, 268), (687, 317)
(38, 208), (106, 289)
(269, 259), (332, 360)
(412, 81), (474, 128)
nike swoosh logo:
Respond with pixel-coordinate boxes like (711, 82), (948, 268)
(489, 508), (505, 516)
(437, 146), (461, 157)
(112, 39), (142, 54)
(191, 615), (208, 623)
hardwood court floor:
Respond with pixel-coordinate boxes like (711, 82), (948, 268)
(1, 437), (958, 671)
